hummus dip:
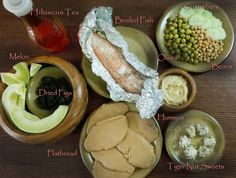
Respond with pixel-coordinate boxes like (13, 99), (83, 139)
(160, 75), (188, 106)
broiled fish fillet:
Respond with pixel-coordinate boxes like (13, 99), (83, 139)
(87, 102), (128, 134)
(91, 32), (147, 94)
(92, 161), (131, 178)
(84, 115), (128, 152)
(92, 148), (135, 174)
(126, 112), (158, 143)
(117, 129), (156, 168)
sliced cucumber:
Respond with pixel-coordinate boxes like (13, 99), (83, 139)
(209, 18), (222, 28)
(194, 8), (205, 15)
(189, 14), (206, 27)
(202, 17), (214, 29)
(202, 9), (213, 18)
(179, 7), (195, 19)
(206, 27), (226, 40)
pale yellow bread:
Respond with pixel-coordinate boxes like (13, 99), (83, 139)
(117, 129), (156, 168)
(84, 115), (128, 152)
(86, 102), (128, 134)
(92, 148), (135, 174)
(126, 112), (158, 143)
(92, 161), (131, 178)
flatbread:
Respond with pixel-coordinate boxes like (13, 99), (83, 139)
(87, 102), (128, 134)
(84, 115), (128, 152)
(92, 148), (135, 174)
(126, 112), (158, 143)
(117, 129), (156, 168)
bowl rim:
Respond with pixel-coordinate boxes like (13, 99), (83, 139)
(0, 56), (88, 144)
(158, 68), (197, 112)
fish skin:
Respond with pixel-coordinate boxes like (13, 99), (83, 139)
(91, 32), (146, 94)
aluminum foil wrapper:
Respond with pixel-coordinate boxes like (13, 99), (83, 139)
(78, 7), (164, 118)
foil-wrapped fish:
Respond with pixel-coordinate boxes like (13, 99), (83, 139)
(78, 7), (163, 118)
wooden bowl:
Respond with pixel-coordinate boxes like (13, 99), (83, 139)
(0, 56), (88, 144)
(158, 68), (196, 112)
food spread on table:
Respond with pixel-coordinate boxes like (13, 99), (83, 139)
(0, 0), (233, 177)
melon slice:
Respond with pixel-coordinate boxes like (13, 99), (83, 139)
(10, 105), (69, 133)
(0, 73), (24, 86)
(2, 84), (26, 114)
(30, 63), (42, 77)
(13, 62), (30, 85)
(1, 62), (30, 86)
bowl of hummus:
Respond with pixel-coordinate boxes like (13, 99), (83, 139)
(158, 68), (196, 112)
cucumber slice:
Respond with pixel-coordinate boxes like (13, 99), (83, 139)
(206, 27), (226, 40)
(189, 14), (206, 27)
(179, 7), (195, 19)
(209, 18), (222, 28)
(202, 9), (213, 18)
(194, 8), (205, 15)
(201, 18), (213, 29)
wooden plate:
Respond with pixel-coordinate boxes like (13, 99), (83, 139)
(79, 102), (163, 178)
(156, 1), (234, 73)
(165, 109), (225, 171)
(81, 26), (158, 98)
